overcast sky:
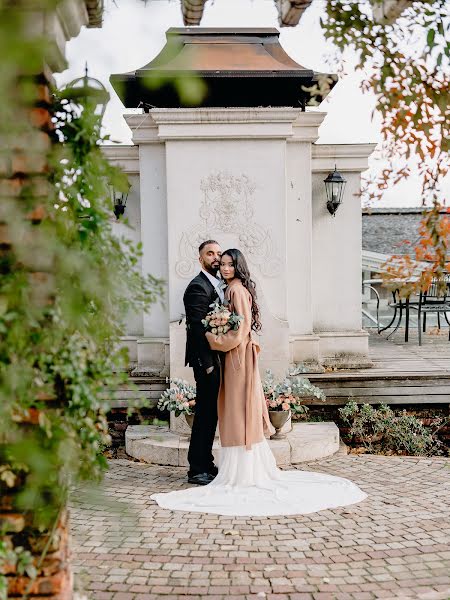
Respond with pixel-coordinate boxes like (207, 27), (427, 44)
(55, 0), (434, 207)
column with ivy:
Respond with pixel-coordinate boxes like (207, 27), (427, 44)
(0, 3), (162, 598)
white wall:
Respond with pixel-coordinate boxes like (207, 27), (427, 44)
(164, 136), (290, 376)
(106, 119), (375, 371)
(111, 173), (144, 336)
(311, 170), (363, 332)
(139, 144), (169, 338)
(286, 141), (314, 335)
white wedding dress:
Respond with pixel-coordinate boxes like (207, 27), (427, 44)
(151, 438), (367, 517)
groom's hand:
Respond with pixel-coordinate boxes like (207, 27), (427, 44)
(206, 366), (214, 374)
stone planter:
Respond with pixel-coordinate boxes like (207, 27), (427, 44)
(185, 413), (194, 429)
(269, 410), (291, 440)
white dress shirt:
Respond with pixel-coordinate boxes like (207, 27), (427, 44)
(201, 269), (225, 303)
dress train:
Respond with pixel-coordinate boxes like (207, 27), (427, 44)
(151, 438), (367, 516)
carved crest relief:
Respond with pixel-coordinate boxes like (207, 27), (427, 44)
(175, 172), (282, 279)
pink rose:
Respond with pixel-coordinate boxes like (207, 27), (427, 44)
(282, 402), (290, 411)
(269, 400), (277, 408)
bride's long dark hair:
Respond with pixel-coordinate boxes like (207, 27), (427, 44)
(221, 248), (262, 332)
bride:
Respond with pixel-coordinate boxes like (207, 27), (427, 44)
(151, 249), (367, 516)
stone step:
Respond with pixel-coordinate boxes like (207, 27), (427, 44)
(306, 373), (450, 405)
(108, 378), (169, 408)
(125, 422), (340, 467)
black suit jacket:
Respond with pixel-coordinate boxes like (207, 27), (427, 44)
(184, 271), (219, 370)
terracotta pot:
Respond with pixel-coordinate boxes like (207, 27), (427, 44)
(185, 413), (194, 429)
(269, 410), (290, 440)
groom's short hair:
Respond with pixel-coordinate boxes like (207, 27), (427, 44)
(198, 240), (219, 254)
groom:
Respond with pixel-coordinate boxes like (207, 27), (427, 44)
(184, 240), (224, 485)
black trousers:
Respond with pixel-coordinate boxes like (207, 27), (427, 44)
(187, 362), (220, 476)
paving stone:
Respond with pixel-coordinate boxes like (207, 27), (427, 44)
(71, 456), (450, 599)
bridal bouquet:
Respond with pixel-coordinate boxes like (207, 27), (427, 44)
(262, 370), (326, 415)
(157, 378), (196, 417)
(202, 299), (244, 335)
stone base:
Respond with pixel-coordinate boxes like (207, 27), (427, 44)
(170, 411), (292, 437)
(290, 360), (325, 374)
(320, 354), (373, 369)
(119, 336), (138, 365)
(289, 334), (321, 364)
(136, 337), (170, 376)
(318, 330), (373, 369)
(125, 422), (340, 467)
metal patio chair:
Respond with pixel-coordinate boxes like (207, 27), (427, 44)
(409, 275), (450, 345)
(362, 279), (382, 332)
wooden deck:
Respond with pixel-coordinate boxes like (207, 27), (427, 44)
(307, 328), (450, 405)
(110, 329), (450, 409)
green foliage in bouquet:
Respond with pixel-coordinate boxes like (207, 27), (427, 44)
(157, 378), (196, 417)
(262, 370), (326, 415)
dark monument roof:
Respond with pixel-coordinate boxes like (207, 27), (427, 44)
(362, 207), (450, 255)
(110, 27), (337, 109)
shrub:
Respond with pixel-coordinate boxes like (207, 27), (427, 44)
(339, 401), (446, 456)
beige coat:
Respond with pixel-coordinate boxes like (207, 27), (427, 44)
(205, 279), (274, 449)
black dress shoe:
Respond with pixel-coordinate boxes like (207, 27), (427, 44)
(188, 472), (215, 485)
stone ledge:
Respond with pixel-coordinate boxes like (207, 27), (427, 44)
(125, 422), (340, 467)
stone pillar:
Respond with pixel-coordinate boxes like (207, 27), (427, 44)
(110, 116), (376, 384)
(146, 107), (309, 383)
(311, 143), (376, 368)
(125, 115), (170, 375)
(103, 146), (143, 366)
(126, 107), (308, 434)
(286, 112), (326, 369)
(1, 3), (102, 599)
(0, 79), (73, 599)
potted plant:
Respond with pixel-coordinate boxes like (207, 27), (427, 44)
(262, 370), (326, 439)
(157, 378), (196, 428)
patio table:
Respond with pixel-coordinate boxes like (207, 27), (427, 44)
(365, 276), (450, 344)
(363, 278), (417, 342)
(382, 289), (415, 342)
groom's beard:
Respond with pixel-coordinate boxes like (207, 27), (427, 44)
(205, 264), (220, 276)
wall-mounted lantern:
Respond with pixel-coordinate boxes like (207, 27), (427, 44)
(61, 63), (110, 118)
(324, 166), (346, 216)
(111, 184), (131, 220)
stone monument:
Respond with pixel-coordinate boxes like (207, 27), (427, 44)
(107, 28), (375, 463)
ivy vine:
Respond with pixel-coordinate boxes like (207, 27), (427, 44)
(0, 5), (163, 596)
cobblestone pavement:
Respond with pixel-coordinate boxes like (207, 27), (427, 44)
(71, 456), (450, 600)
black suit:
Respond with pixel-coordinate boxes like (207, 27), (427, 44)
(183, 271), (220, 476)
